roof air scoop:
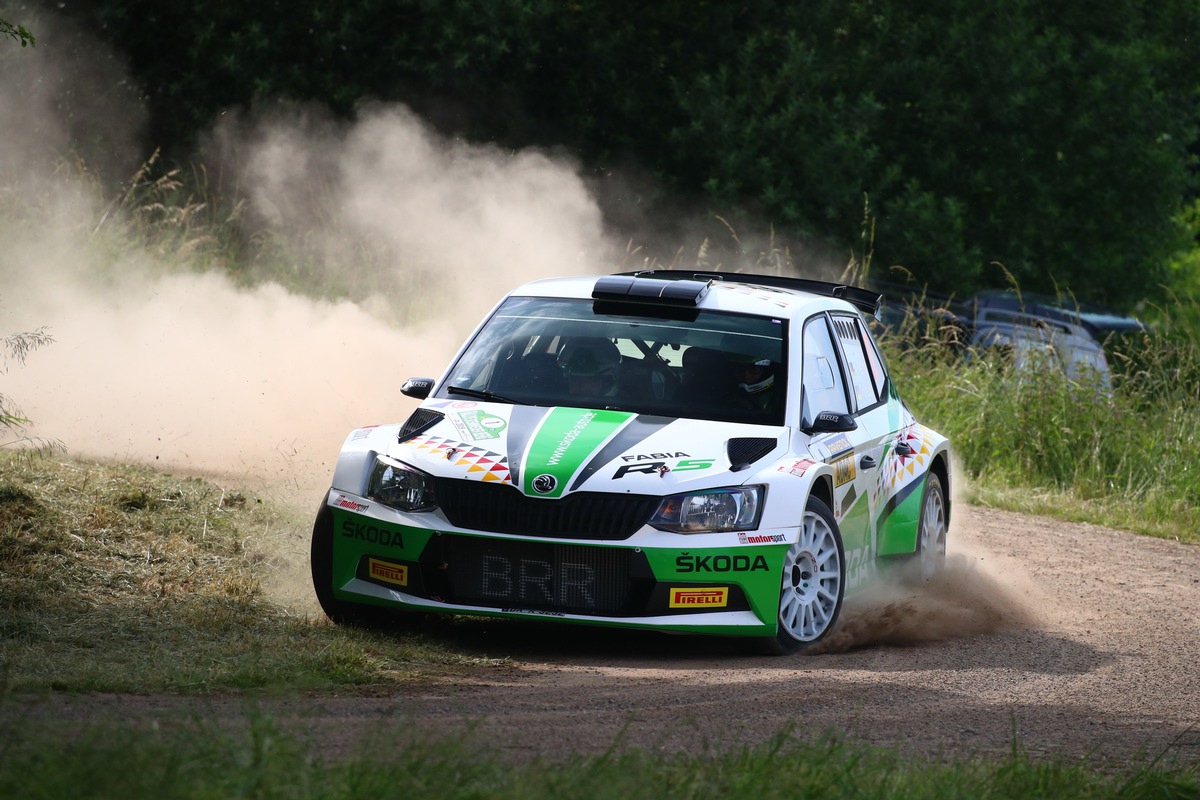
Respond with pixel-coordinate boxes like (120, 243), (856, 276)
(592, 275), (711, 307)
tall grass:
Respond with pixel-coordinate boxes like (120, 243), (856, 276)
(881, 304), (1200, 542)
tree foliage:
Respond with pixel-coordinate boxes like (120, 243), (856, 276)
(0, 15), (35, 46)
(47, 0), (1200, 308)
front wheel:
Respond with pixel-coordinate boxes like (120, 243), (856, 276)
(753, 496), (845, 655)
(310, 499), (395, 626)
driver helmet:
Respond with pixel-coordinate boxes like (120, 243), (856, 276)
(729, 353), (775, 395)
(557, 338), (621, 380)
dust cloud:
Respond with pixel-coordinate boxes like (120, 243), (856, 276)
(0, 15), (615, 610)
(0, 15), (610, 509)
(811, 553), (1035, 654)
(812, 472), (1039, 654)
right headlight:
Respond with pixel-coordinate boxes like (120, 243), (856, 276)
(648, 486), (764, 533)
(367, 456), (438, 512)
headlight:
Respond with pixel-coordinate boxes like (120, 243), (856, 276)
(367, 456), (437, 512)
(649, 486), (764, 533)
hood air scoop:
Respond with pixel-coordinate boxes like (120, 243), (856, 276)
(728, 437), (778, 472)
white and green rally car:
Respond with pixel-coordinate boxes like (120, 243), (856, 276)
(311, 271), (951, 653)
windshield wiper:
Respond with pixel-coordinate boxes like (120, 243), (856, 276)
(446, 385), (519, 404)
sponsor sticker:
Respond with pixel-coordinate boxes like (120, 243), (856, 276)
(368, 558), (409, 587)
(349, 425), (380, 441)
(738, 532), (787, 545)
(823, 434), (853, 457)
(334, 494), (369, 512)
(501, 608), (567, 617)
(777, 459), (815, 478)
(833, 454), (857, 487)
(669, 587), (729, 608)
(453, 410), (508, 441)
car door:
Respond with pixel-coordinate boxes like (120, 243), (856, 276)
(799, 313), (882, 588)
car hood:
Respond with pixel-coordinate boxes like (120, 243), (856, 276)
(376, 401), (787, 498)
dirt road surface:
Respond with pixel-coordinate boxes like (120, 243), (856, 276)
(17, 505), (1200, 765)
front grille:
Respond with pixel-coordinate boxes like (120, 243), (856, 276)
(434, 478), (660, 540)
(427, 535), (650, 615)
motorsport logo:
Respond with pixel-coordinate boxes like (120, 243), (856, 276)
(333, 494), (369, 512)
(669, 587), (729, 608)
(738, 532), (787, 545)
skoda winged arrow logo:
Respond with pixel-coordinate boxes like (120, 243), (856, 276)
(532, 474), (557, 494)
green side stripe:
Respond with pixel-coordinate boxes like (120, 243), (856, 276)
(522, 407), (634, 498)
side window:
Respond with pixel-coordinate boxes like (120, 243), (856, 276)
(801, 316), (850, 424)
(857, 316), (888, 398)
(831, 315), (883, 410)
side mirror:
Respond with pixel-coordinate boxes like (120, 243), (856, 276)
(806, 411), (857, 434)
(401, 377), (435, 399)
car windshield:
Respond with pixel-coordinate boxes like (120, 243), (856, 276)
(434, 296), (788, 425)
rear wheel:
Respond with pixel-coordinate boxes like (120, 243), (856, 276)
(909, 472), (947, 583)
(751, 496), (845, 655)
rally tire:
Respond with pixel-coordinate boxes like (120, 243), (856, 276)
(912, 471), (948, 582)
(751, 495), (845, 655)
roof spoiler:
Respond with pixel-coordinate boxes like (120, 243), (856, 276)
(616, 270), (884, 318)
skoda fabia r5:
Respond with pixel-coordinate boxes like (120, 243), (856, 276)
(311, 271), (951, 654)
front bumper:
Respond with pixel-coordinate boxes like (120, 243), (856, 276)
(324, 492), (791, 637)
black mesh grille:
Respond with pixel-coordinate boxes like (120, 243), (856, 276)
(728, 437), (778, 470)
(399, 408), (445, 441)
(434, 478), (660, 540)
(431, 535), (647, 615)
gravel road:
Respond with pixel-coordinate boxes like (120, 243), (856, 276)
(19, 505), (1200, 765)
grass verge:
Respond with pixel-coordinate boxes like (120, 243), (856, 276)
(0, 713), (1195, 800)
(0, 451), (502, 693)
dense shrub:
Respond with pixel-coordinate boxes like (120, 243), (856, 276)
(17, 0), (1200, 309)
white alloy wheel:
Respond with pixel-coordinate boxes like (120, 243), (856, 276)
(916, 472), (948, 581)
(774, 497), (844, 653)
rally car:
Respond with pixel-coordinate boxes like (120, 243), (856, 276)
(311, 270), (951, 653)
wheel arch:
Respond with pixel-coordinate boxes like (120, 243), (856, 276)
(808, 473), (834, 513)
(929, 450), (951, 528)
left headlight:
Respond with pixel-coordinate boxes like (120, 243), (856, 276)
(367, 456), (438, 512)
(648, 486), (764, 533)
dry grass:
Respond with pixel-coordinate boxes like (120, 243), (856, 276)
(0, 452), (502, 693)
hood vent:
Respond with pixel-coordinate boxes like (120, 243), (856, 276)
(728, 437), (777, 472)
(398, 408), (445, 442)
